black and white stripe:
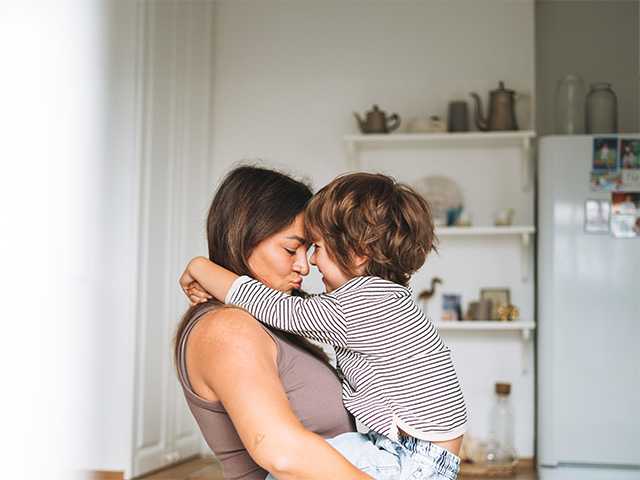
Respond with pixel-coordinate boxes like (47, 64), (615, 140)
(226, 275), (468, 441)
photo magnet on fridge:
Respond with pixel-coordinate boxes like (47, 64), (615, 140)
(610, 192), (640, 238)
(620, 139), (640, 169)
(584, 199), (610, 234)
(591, 138), (621, 191)
(619, 139), (640, 191)
(593, 137), (619, 171)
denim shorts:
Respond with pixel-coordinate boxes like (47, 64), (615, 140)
(264, 431), (460, 479)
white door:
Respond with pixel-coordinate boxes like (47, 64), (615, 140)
(132, 2), (211, 475)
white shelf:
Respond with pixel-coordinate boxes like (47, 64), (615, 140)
(343, 130), (536, 190)
(437, 321), (536, 341)
(344, 130), (535, 147)
(436, 226), (535, 236)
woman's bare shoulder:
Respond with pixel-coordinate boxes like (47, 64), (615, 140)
(188, 306), (276, 357)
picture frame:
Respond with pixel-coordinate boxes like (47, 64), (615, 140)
(480, 288), (511, 320)
(442, 293), (462, 321)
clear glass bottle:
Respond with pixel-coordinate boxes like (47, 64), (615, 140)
(485, 382), (518, 466)
(554, 74), (585, 134)
(586, 82), (618, 134)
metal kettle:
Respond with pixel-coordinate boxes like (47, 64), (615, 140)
(354, 105), (401, 134)
(470, 81), (518, 131)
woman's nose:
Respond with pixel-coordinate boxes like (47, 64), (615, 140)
(293, 250), (310, 275)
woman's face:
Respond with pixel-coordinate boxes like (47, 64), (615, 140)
(247, 213), (309, 293)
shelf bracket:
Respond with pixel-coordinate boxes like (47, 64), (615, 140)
(520, 233), (530, 282)
(521, 137), (532, 192)
(521, 328), (533, 374)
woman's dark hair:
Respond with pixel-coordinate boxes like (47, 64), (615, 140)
(174, 165), (329, 369)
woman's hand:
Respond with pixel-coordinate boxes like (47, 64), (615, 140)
(180, 258), (213, 305)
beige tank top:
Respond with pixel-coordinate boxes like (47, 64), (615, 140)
(177, 305), (355, 480)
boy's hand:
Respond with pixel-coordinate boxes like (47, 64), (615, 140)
(186, 281), (211, 305)
(179, 258), (212, 305)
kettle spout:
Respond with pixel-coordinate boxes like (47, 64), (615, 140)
(469, 92), (489, 131)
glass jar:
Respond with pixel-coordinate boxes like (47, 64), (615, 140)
(586, 82), (618, 134)
(484, 382), (518, 466)
(555, 74), (585, 134)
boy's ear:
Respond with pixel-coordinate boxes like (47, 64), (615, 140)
(352, 254), (369, 274)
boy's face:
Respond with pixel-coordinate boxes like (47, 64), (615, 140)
(308, 239), (351, 292)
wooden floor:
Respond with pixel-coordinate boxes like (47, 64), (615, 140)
(140, 456), (538, 479)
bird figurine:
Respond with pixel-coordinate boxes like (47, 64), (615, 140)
(418, 277), (443, 300)
(418, 277), (443, 315)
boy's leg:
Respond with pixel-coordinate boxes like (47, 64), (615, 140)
(394, 436), (461, 480)
(264, 432), (400, 480)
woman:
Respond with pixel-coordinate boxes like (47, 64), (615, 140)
(174, 166), (375, 480)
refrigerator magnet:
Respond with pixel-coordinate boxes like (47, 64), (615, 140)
(610, 192), (640, 238)
(593, 137), (619, 171)
(619, 139), (640, 190)
(584, 199), (610, 234)
(590, 171), (622, 192)
(620, 139), (640, 170)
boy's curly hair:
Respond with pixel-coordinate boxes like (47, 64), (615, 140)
(304, 172), (437, 287)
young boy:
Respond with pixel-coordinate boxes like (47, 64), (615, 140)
(181, 172), (467, 479)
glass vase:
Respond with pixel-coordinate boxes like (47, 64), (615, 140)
(554, 75), (585, 134)
(586, 82), (618, 134)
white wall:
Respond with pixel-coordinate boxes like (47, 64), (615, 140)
(536, 0), (640, 135)
(210, 0), (536, 457)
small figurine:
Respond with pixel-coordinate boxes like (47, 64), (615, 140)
(497, 304), (520, 322)
(418, 277), (443, 315)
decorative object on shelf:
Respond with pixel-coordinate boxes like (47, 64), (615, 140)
(497, 304), (520, 322)
(454, 209), (472, 227)
(406, 115), (446, 133)
(426, 115), (446, 133)
(447, 100), (470, 132)
(446, 206), (463, 226)
(442, 293), (462, 321)
(406, 116), (431, 133)
(555, 74), (586, 134)
(418, 277), (443, 316)
(412, 175), (464, 227)
(586, 82), (618, 134)
(466, 299), (493, 321)
(470, 81), (519, 131)
(353, 104), (401, 134)
(483, 382), (518, 472)
(480, 288), (511, 321)
(494, 208), (515, 226)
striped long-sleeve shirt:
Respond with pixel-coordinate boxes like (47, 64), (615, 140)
(226, 275), (468, 441)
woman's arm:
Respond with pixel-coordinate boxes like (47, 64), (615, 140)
(187, 309), (371, 480)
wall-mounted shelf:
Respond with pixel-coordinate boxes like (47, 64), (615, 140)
(437, 225), (535, 237)
(436, 226), (535, 282)
(343, 130), (536, 190)
(437, 320), (536, 340)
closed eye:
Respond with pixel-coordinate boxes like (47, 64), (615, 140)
(284, 248), (296, 255)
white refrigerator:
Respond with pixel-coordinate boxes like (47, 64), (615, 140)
(537, 135), (640, 479)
